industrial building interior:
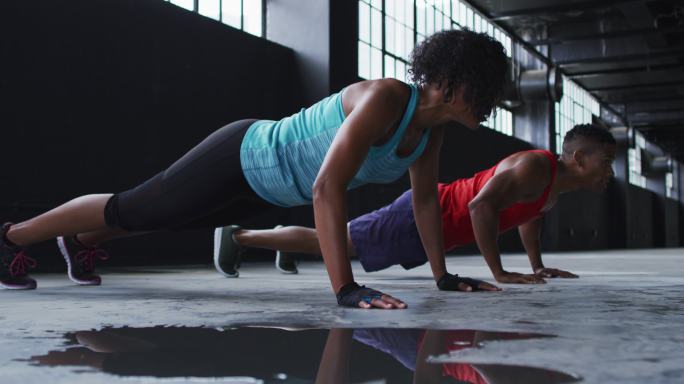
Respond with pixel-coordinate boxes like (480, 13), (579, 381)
(1, 0), (683, 383)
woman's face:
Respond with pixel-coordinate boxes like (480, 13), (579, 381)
(455, 109), (480, 131)
(444, 87), (481, 130)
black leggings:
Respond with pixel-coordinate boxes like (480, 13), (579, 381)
(104, 119), (275, 231)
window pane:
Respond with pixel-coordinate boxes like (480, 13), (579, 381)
(371, 47), (383, 79)
(435, 8), (443, 32)
(404, 26), (413, 60)
(427, 6), (434, 34)
(170, 0), (194, 11)
(395, 22), (405, 58)
(452, 0), (460, 22)
(397, 60), (407, 82)
(459, 2), (467, 26)
(358, 41), (371, 79)
(417, 2), (426, 36)
(466, 6), (473, 29)
(396, 0), (405, 24)
(497, 109), (503, 131)
(405, 0), (414, 28)
(359, 2), (371, 43)
(222, 0), (241, 28)
(386, 17), (396, 54)
(243, 0), (262, 36)
(385, 55), (396, 79)
(198, 0), (220, 20)
(386, 0), (396, 19)
(371, 8), (382, 48)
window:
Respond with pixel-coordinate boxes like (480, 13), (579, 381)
(485, 107), (513, 136)
(666, 162), (678, 199)
(359, 1), (514, 135)
(165, 0), (263, 37)
(554, 76), (600, 153)
(628, 132), (647, 188)
(359, 0), (514, 83)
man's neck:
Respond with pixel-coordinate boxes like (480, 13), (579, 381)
(553, 159), (583, 194)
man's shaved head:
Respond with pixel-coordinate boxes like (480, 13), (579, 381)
(562, 124), (616, 158)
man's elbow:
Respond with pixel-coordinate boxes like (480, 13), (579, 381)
(468, 199), (494, 216)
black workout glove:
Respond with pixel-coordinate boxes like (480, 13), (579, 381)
(336, 282), (384, 307)
(437, 272), (483, 291)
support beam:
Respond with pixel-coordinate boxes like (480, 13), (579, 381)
(635, 123), (684, 130)
(557, 48), (684, 66)
(587, 80), (684, 92)
(622, 100), (684, 113)
(567, 63), (683, 78)
(604, 94), (684, 104)
(529, 25), (684, 45)
(464, 2), (551, 67)
(489, 0), (642, 20)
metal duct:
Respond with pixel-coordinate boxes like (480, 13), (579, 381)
(650, 156), (672, 174)
(501, 66), (563, 106)
(520, 67), (563, 102)
(609, 127), (632, 147)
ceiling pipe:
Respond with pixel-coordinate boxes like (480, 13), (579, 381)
(502, 66), (563, 107)
(610, 126), (632, 147)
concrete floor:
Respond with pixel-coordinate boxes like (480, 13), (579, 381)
(1, 248), (683, 383)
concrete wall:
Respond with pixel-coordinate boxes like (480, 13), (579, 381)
(266, 0), (331, 103)
(0, 0), (302, 269)
(2, 0), (680, 271)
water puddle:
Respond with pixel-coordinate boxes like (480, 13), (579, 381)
(26, 326), (581, 383)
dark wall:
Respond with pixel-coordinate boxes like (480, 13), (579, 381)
(0, 0), (302, 269)
(542, 183), (626, 252)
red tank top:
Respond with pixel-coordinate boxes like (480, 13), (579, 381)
(438, 150), (557, 250)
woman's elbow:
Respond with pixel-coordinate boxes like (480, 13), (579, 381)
(312, 179), (342, 203)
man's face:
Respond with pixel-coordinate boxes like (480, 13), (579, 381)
(579, 143), (617, 192)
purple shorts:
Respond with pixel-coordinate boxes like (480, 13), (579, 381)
(349, 190), (428, 272)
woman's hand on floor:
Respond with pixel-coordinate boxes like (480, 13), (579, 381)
(336, 282), (407, 309)
(437, 272), (501, 291)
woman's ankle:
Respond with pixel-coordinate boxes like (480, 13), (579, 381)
(3, 224), (27, 247)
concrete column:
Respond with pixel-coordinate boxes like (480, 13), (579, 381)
(266, 0), (330, 104)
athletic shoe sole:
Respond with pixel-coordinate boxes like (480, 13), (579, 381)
(274, 225), (298, 274)
(0, 281), (37, 290)
(213, 227), (239, 278)
(56, 236), (101, 286)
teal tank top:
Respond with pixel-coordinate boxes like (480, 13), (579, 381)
(240, 83), (430, 207)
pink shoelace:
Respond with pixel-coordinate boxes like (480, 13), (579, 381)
(9, 251), (37, 277)
(74, 248), (110, 272)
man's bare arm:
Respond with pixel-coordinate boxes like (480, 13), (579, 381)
(468, 154), (550, 284)
(519, 216), (579, 278)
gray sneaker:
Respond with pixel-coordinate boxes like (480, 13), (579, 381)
(213, 225), (243, 278)
(274, 225), (298, 274)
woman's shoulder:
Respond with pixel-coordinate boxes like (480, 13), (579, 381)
(343, 78), (412, 111)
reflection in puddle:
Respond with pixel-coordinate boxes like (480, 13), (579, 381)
(27, 326), (581, 383)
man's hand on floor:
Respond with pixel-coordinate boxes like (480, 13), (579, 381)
(495, 271), (546, 284)
(534, 267), (579, 278)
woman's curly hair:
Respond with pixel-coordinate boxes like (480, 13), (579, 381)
(409, 29), (508, 122)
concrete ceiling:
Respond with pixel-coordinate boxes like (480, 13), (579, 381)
(469, 0), (684, 158)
